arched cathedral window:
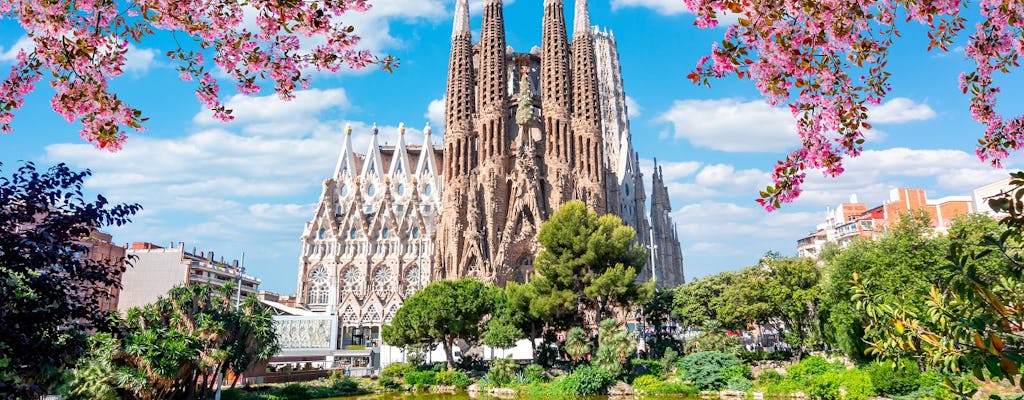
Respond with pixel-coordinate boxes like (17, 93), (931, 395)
(342, 267), (359, 293)
(373, 267), (392, 292)
(307, 267), (329, 304)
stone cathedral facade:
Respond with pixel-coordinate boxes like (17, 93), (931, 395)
(294, 0), (684, 341)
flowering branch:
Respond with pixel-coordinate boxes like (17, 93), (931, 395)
(684, 0), (1024, 211)
(0, 0), (397, 150)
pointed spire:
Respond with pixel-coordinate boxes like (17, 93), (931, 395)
(389, 122), (411, 178)
(362, 123), (384, 179)
(452, 0), (470, 40)
(333, 123), (358, 177)
(573, 0), (591, 37)
(416, 122), (438, 181)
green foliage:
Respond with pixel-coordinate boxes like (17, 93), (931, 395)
(673, 271), (744, 329)
(756, 370), (783, 386)
(523, 364), (545, 383)
(650, 381), (700, 395)
(632, 359), (665, 378)
(486, 357), (518, 387)
(554, 364), (615, 395)
(277, 384), (310, 400)
(593, 319), (636, 378)
(786, 356), (844, 383)
(722, 363), (753, 391)
(851, 178), (1024, 396)
(534, 201), (652, 325)
(0, 162), (141, 397)
(380, 362), (415, 382)
(821, 212), (949, 360)
(61, 284), (278, 399)
(865, 359), (921, 396)
(739, 350), (794, 361)
(563, 327), (591, 364)
(382, 278), (496, 368)
(402, 370), (437, 387)
(483, 287), (525, 349)
(435, 369), (471, 388)
(683, 320), (744, 354)
(677, 351), (745, 391)
(631, 374), (664, 392)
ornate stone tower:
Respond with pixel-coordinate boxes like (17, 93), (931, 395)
(436, 0), (475, 281)
(650, 160), (685, 287)
(541, 0), (574, 208)
(476, 0), (510, 281)
(570, 0), (607, 213)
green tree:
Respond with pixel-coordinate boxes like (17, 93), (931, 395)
(483, 287), (525, 350)
(757, 256), (822, 360)
(592, 319), (636, 378)
(819, 212), (949, 360)
(534, 201), (653, 326)
(641, 289), (679, 358)
(854, 173), (1024, 396)
(382, 278), (496, 369)
(564, 327), (591, 366)
(673, 270), (745, 330)
(0, 162), (141, 397)
(61, 283), (278, 399)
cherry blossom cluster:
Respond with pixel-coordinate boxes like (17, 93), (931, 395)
(684, 0), (1024, 211)
(0, 0), (394, 150)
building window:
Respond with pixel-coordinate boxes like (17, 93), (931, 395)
(367, 184), (377, 196)
(340, 184), (349, 197)
(397, 183), (405, 196)
(349, 228), (357, 239)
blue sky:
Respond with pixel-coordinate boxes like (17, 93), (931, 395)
(1, 0), (1020, 295)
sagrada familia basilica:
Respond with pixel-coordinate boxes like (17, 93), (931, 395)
(291, 0), (684, 343)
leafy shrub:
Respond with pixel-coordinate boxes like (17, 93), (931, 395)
(786, 356), (843, 384)
(381, 362), (415, 381)
(807, 371), (842, 400)
(435, 369), (471, 389)
(330, 377), (360, 393)
(486, 357), (518, 386)
(652, 381), (700, 395)
(523, 363), (545, 383)
(739, 350), (793, 361)
(631, 374), (664, 392)
(756, 370), (783, 386)
(677, 351), (745, 391)
(555, 364), (615, 395)
(403, 370), (437, 387)
(277, 384), (310, 400)
(837, 368), (874, 400)
(866, 359), (920, 396)
(632, 359), (665, 377)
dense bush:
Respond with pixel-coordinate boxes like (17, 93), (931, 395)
(739, 350), (794, 361)
(381, 362), (415, 381)
(523, 364), (545, 383)
(486, 357), (519, 386)
(756, 369), (783, 386)
(277, 384), (310, 400)
(865, 359), (921, 396)
(555, 365), (615, 395)
(632, 359), (665, 377)
(651, 381), (700, 395)
(786, 356), (843, 384)
(435, 369), (471, 389)
(631, 374), (664, 392)
(403, 370), (437, 387)
(677, 351), (745, 391)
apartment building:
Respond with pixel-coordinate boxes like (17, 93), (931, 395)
(117, 241), (260, 312)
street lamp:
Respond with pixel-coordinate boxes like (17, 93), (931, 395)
(216, 251), (244, 400)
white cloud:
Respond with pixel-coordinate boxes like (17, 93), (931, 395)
(625, 96), (642, 118)
(694, 164), (769, 190)
(193, 88), (350, 136)
(425, 97), (445, 131)
(124, 44), (156, 74)
(868, 97), (936, 124)
(658, 98), (797, 152)
(610, 0), (687, 15)
(0, 36), (34, 62)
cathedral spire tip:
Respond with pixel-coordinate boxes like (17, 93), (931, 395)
(399, 122), (406, 135)
(424, 122), (432, 135)
(371, 122), (378, 135)
(344, 123), (352, 135)
(452, 0), (470, 39)
(573, 0), (591, 37)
